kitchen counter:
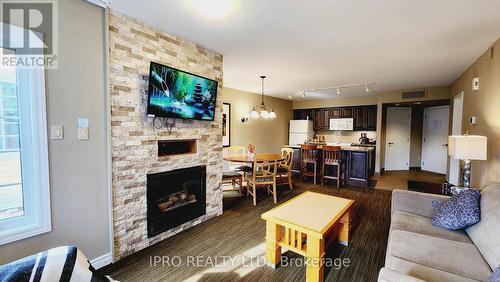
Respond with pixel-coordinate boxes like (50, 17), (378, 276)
(284, 144), (375, 152)
(284, 144), (375, 187)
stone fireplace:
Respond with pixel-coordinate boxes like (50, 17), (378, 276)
(146, 166), (206, 237)
(109, 10), (223, 260)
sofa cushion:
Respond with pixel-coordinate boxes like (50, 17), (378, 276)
(466, 183), (500, 270)
(392, 211), (473, 244)
(490, 265), (500, 282)
(387, 230), (491, 281)
(378, 267), (427, 282)
(432, 189), (481, 230)
(386, 256), (480, 282)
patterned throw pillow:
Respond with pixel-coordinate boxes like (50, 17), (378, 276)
(432, 189), (481, 230)
(490, 265), (500, 282)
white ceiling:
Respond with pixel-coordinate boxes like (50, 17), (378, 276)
(109, 0), (500, 100)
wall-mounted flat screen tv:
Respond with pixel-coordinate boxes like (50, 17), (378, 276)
(147, 62), (218, 121)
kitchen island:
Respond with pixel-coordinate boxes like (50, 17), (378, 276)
(284, 144), (375, 188)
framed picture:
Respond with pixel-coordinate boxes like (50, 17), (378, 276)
(222, 103), (231, 147)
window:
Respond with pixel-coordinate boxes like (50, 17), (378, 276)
(0, 49), (23, 221)
(0, 44), (51, 243)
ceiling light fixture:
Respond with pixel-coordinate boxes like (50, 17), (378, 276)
(248, 76), (276, 120)
(287, 95), (293, 99)
(292, 83), (375, 98)
(190, 0), (235, 20)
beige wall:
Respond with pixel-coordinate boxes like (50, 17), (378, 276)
(450, 38), (500, 187)
(223, 88), (293, 153)
(0, 0), (110, 264)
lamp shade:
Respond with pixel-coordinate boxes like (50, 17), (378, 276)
(448, 135), (487, 160)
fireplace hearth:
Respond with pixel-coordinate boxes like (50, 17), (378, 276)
(147, 166), (206, 237)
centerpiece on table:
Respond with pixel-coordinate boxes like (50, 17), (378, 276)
(247, 144), (256, 159)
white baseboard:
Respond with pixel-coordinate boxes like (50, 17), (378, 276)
(90, 252), (112, 269)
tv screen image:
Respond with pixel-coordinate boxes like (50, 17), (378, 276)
(147, 62), (218, 121)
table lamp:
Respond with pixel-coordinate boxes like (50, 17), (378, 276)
(448, 135), (487, 187)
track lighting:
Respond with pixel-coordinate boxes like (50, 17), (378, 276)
(337, 87), (341, 95)
(365, 84), (370, 92)
(287, 95), (293, 99)
(302, 92), (306, 98)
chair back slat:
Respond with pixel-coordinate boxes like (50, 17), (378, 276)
(300, 144), (318, 162)
(280, 148), (294, 169)
(322, 145), (341, 163)
(251, 158), (278, 184)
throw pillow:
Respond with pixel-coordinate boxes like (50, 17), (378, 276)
(432, 189), (481, 230)
(490, 265), (500, 282)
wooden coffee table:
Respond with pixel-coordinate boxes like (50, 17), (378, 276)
(261, 192), (354, 282)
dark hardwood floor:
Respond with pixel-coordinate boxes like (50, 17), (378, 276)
(101, 182), (392, 282)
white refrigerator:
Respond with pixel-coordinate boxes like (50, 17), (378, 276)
(289, 120), (314, 145)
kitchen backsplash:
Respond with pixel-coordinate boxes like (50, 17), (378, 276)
(319, 131), (377, 144)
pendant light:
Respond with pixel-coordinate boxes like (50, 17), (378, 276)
(249, 76), (276, 120)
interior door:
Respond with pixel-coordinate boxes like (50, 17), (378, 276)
(385, 107), (411, 170)
(448, 93), (463, 184)
(422, 106), (450, 174)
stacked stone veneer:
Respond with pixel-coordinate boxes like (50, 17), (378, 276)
(109, 10), (223, 260)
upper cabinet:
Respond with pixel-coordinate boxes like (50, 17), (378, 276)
(311, 108), (331, 130)
(341, 107), (354, 118)
(293, 105), (377, 131)
(366, 105), (377, 130)
(330, 108), (341, 119)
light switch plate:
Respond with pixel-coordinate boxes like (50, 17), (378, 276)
(472, 77), (480, 91)
(78, 127), (89, 140)
(51, 125), (64, 140)
(77, 118), (90, 140)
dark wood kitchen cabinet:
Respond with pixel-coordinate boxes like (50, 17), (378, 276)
(345, 149), (374, 187)
(294, 105), (377, 131)
(341, 107), (354, 118)
(321, 108), (330, 128)
(311, 108), (330, 130)
(366, 105), (377, 130)
(313, 110), (322, 130)
(354, 107), (367, 130)
(293, 109), (314, 120)
(330, 108), (341, 119)
(354, 106), (377, 131)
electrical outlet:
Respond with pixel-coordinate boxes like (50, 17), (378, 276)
(472, 77), (480, 91)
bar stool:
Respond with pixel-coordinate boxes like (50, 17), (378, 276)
(322, 145), (344, 188)
(300, 144), (320, 185)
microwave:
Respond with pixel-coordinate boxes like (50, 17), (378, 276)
(329, 118), (354, 131)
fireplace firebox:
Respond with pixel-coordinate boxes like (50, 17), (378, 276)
(147, 166), (206, 237)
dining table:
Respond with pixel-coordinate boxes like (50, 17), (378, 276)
(223, 153), (285, 164)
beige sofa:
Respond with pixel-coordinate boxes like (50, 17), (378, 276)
(379, 183), (500, 282)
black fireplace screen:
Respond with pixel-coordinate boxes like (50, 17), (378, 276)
(147, 165), (206, 237)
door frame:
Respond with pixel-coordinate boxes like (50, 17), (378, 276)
(384, 107), (412, 171)
(449, 92), (464, 184)
(421, 105), (450, 174)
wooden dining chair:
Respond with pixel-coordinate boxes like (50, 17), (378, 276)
(222, 146), (246, 194)
(300, 144), (320, 184)
(246, 155), (278, 205)
(322, 145), (344, 188)
(225, 145), (252, 176)
(277, 147), (294, 190)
